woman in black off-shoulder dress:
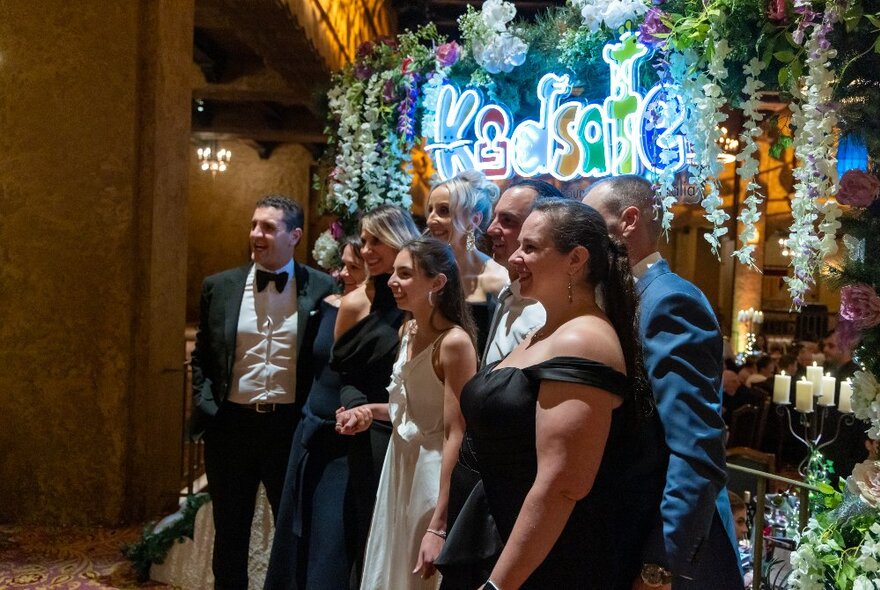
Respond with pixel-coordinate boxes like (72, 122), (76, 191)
(329, 205), (420, 585)
(440, 199), (666, 590)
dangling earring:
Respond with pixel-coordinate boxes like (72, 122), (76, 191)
(428, 290), (434, 307)
(465, 229), (476, 252)
(567, 277), (573, 303)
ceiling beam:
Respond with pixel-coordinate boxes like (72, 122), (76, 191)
(192, 126), (326, 145)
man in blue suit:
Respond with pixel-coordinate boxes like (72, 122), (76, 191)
(584, 176), (741, 589)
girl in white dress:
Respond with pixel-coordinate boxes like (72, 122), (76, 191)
(336, 237), (478, 589)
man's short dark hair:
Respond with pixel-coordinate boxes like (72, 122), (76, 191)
(507, 178), (566, 204)
(756, 355), (773, 372)
(585, 175), (662, 241)
(255, 194), (304, 231)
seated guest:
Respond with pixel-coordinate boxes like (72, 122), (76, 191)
(745, 355), (775, 391)
(722, 369), (752, 423)
(447, 199), (665, 588)
(425, 170), (509, 356)
(337, 237), (478, 589)
(737, 358), (756, 386)
(728, 492), (753, 587)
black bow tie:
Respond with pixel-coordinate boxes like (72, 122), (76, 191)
(256, 269), (289, 293)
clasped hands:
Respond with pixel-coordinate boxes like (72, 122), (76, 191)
(335, 405), (373, 435)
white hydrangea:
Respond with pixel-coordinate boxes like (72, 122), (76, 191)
(852, 370), (880, 440)
(312, 229), (340, 271)
(570, 0), (650, 33)
(474, 32), (529, 74)
(481, 0), (516, 32)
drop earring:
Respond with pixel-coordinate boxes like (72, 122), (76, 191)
(466, 229), (476, 252)
(568, 277), (573, 303)
(428, 290), (434, 307)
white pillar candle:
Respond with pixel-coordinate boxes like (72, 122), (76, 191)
(796, 378), (814, 413)
(839, 380), (853, 414)
(806, 362), (824, 394)
(773, 371), (791, 404)
(819, 373), (836, 406)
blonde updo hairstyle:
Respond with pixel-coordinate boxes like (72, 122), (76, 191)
(433, 170), (499, 238)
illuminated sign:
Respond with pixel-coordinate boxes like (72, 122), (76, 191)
(425, 33), (689, 181)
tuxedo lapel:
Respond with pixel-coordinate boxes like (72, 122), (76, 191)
(223, 266), (249, 376)
(294, 262), (314, 352)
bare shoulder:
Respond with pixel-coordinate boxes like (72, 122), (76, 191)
(439, 326), (477, 359)
(335, 285), (370, 338)
(478, 256), (510, 296)
(549, 316), (626, 375)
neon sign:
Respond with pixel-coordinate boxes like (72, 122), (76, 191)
(425, 33), (689, 181)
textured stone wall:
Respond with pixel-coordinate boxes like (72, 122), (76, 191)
(187, 143), (314, 321)
(0, 1), (193, 524)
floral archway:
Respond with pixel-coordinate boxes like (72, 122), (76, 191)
(312, 0), (880, 539)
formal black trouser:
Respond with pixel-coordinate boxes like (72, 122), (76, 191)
(204, 402), (297, 590)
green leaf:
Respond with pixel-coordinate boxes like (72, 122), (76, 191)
(844, 4), (863, 32)
(874, 35), (880, 54)
(778, 65), (791, 88)
(816, 482), (836, 495)
(866, 13), (880, 29)
(774, 50), (797, 63)
(790, 59), (803, 82)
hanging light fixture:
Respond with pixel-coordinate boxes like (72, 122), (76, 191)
(716, 126), (739, 163)
(197, 141), (231, 174)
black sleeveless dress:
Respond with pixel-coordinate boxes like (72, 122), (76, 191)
(451, 356), (666, 589)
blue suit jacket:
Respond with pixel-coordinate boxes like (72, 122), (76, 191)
(637, 259), (741, 587)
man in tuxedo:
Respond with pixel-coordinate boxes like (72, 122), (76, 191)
(191, 194), (333, 590)
(584, 176), (741, 590)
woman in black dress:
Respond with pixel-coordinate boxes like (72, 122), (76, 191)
(450, 199), (665, 589)
(264, 237), (367, 590)
(330, 205), (420, 584)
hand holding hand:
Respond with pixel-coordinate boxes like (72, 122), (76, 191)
(632, 580), (671, 590)
(335, 405), (373, 435)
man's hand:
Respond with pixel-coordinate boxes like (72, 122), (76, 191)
(334, 405), (373, 435)
(632, 579), (671, 590)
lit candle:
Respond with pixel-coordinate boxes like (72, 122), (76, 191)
(839, 380), (853, 414)
(773, 371), (791, 404)
(819, 373), (836, 406)
(806, 362), (824, 395)
(796, 378), (814, 413)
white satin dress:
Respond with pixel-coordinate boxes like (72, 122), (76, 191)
(360, 325), (446, 590)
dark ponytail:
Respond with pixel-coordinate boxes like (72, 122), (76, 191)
(534, 199), (650, 412)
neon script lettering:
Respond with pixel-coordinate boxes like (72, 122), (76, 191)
(426, 33), (688, 181)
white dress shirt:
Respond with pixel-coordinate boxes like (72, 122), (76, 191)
(227, 259), (298, 405)
(632, 251), (663, 281)
(482, 279), (546, 367)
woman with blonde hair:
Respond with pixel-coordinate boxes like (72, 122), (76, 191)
(426, 170), (508, 356)
(331, 205), (421, 585)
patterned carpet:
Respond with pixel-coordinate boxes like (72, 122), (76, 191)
(0, 525), (171, 589)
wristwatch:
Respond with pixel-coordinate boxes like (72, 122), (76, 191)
(640, 563), (673, 586)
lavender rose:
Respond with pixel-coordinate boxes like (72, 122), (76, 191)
(838, 169), (880, 207)
(436, 41), (461, 68)
(847, 459), (880, 506)
(840, 283), (880, 330)
(768, 0), (786, 22)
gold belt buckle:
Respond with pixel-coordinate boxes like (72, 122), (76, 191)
(254, 402), (274, 413)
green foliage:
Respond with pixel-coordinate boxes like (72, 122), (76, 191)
(121, 494), (211, 583)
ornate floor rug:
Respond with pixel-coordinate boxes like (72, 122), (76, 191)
(0, 525), (171, 589)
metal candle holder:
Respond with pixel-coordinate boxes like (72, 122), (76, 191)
(775, 403), (856, 477)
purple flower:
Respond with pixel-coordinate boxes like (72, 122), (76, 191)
(356, 41), (375, 59)
(383, 78), (398, 103)
(840, 284), (880, 330)
(838, 169), (880, 207)
(435, 41), (461, 67)
(354, 64), (373, 81)
(639, 7), (670, 47)
(835, 318), (862, 353)
(329, 221), (345, 240)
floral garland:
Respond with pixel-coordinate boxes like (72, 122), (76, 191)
(788, 461), (880, 589)
(785, 2), (840, 310)
(733, 56), (767, 267)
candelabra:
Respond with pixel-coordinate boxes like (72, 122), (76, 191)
(737, 307), (764, 355)
(772, 371), (856, 477)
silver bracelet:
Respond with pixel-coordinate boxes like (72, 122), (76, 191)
(426, 527), (447, 539)
(484, 580), (501, 590)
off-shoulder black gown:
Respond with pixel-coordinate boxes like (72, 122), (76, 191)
(449, 357), (666, 589)
(329, 274), (404, 584)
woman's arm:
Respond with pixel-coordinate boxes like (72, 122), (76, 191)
(487, 380), (621, 590)
(413, 329), (477, 578)
(335, 403), (389, 435)
(334, 285), (370, 341)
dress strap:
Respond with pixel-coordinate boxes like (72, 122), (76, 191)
(522, 356), (629, 399)
(430, 326), (458, 383)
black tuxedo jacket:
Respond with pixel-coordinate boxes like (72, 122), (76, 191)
(190, 262), (334, 436)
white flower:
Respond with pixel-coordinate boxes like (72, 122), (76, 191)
(481, 0), (516, 32)
(475, 31), (528, 74)
(571, 0), (648, 32)
(312, 229), (340, 271)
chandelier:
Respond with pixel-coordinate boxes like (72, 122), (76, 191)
(197, 141), (231, 174)
(716, 126), (740, 163)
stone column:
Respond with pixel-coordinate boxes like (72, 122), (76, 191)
(0, 0), (194, 525)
